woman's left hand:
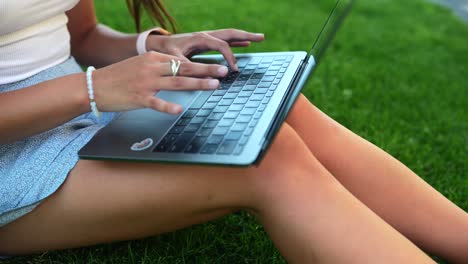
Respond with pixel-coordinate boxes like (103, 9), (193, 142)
(146, 28), (265, 71)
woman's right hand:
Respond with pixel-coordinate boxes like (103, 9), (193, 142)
(91, 51), (228, 115)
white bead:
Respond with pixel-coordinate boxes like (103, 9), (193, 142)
(86, 66), (101, 118)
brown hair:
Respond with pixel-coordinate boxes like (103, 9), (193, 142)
(126, 0), (176, 33)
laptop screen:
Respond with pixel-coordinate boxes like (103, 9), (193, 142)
(309, 0), (354, 63)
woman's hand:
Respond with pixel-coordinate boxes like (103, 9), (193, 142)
(146, 29), (265, 71)
(91, 51), (228, 114)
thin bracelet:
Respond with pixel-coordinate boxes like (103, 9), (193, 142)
(86, 66), (102, 118)
(136, 27), (172, 55)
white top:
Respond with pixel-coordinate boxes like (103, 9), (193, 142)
(0, 0), (80, 84)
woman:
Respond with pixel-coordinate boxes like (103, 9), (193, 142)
(0, 0), (467, 263)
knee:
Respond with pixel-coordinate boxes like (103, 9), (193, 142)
(244, 124), (336, 209)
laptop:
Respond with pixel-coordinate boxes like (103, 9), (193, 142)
(79, 0), (354, 165)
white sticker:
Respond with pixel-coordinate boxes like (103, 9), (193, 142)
(130, 138), (154, 151)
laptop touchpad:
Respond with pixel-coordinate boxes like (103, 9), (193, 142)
(117, 90), (198, 121)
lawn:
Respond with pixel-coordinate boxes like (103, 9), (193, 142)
(4, 0), (467, 263)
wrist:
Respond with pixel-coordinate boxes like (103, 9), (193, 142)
(73, 72), (94, 115)
(136, 27), (171, 54)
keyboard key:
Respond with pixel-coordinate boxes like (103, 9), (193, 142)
(241, 69), (255, 75)
(196, 109), (212, 117)
(266, 90), (274, 97)
(218, 118), (235, 127)
(240, 107), (256, 115)
(217, 140), (238, 155)
(262, 76), (275, 82)
(169, 132), (195, 152)
(261, 56), (274, 63)
(253, 88), (268, 94)
(218, 99), (234, 106)
(242, 85), (257, 91)
(269, 85), (278, 91)
(245, 100), (261, 108)
(273, 79), (281, 85)
(237, 115), (253, 123)
(232, 81), (246, 87)
(185, 123), (202, 132)
(237, 75), (250, 81)
(249, 57), (262, 64)
(249, 119), (259, 127)
(208, 112), (224, 120)
(169, 125), (185, 134)
(220, 83), (231, 90)
(185, 136), (207, 153)
(202, 102), (217, 109)
(198, 127), (214, 136)
(245, 64), (257, 70)
(262, 97), (271, 104)
(224, 111), (239, 119)
(258, 63), (270, 69)
(250, 94), (265, 101)
(176, 117), (191, 126)
(207, 96), (222, 103)
(213, 126), (230, 135)
(277, 73), (284, 78)
(238, 91), (253, 97)
(247, 79), (260, 85)
(270, 65), (281, 71)
(251, 73), (264, 79)
(265, 70), (278, 76)
(207, 135), (224, 144)
(274, 56), (287, 61)
(190, 117), (205, 124)
(213, 90), (227, 96)
(239, 135), (249, 145)
(228, 104), (243, 111)
(244, 127), (254, 136)
(279, 68), (287, 73)
(258, 82), (272, 88)
(223, 93), (237, 99)
(183, 109), (198, 118)
(233, 145), (244, 155)
(254, 111), (263, 119)
(154, 134), (179, 152)
(227, 86), (242, 93)
(213, 106), (229, 113)
(233, 97), (249, 104)
(200, 144), (219, 154)
(258, 104), (267, 112)
(226, 131), (242, 140)
(231, 122), (248, 131)
(254, 68), (268, 74)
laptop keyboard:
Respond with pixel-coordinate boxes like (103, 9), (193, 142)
(153, 55), (293, 155)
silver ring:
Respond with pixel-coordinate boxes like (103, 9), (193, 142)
(170, 59), (181, 76)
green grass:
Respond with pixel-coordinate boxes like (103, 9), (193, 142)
(4, 0), (467, 263)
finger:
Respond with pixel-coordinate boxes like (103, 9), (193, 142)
(229, 41), (251, 47)
(142, 50), (181, 63)
(145, 96), (183, 115)
(157, 76), (220, 91)
(194, 34), (238, 71)
(208, 29), (265, 43)
(156, 61), (228, 78)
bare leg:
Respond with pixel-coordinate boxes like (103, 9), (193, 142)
(285, 94), (468, 263)
(0, 124), (433, 263)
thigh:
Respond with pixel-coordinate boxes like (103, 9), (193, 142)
(0, 123), (312, 255)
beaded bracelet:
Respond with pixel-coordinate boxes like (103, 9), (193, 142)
(86, 66), (102, 118)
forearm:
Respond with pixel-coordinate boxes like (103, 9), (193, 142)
(0, 73), (90, 144)
(72, 24), (138, 67)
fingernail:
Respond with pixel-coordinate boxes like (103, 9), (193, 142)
(171, 105), (182, 114)
(218, 66), (228, 76)
(255, 33), (264, 37)
(208, 79), (219, 89)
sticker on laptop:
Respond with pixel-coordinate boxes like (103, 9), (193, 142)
(130, 138), (154, 151)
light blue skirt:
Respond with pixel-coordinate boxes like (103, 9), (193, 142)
(0, 57), (117, 226)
